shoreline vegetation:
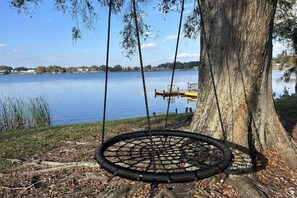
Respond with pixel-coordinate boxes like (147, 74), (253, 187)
(0, 61), (199, 75)
(0, 54), (295, 75)
(0, 96), (51, 132)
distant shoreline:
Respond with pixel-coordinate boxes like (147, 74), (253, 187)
(1, 69), (199, 75)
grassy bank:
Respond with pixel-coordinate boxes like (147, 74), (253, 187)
(0, 94), (296, 171)
(0, 113), (192, 170)
(274, 94), (297, 122)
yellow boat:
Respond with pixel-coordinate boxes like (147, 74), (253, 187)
(184, 91), (198, 98)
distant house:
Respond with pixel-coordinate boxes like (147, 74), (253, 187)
(77, 68), (88, 73)
(22, 69), (36, 74)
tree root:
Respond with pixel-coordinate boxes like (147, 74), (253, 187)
(1, 159), (99, 177)
(29, 160), (99, 167)
(0, 182), (40, 190)
(155, 188), (176, 198)
(97, 183), (144, 198)
(61, 140), (98, 146)
(225, 174), (269, 198)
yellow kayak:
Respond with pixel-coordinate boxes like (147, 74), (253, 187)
(184, 91), (198, 97)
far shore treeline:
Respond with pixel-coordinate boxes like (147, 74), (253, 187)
(0, 61), (200, 75)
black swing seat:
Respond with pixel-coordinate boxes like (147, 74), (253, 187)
(95, 129), (233, 183)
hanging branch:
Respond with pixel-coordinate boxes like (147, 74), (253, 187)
(120, 1), (151, 58)
(184, 7), (201, 39)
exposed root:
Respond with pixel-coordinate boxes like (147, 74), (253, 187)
(226, 174), (269, 198)
(97, 183), (144, 198)
(0, 182), (40, 190)
(61, 140), (98, 146)
(1, 159), (99, 177)
(155, 188), (176, 198)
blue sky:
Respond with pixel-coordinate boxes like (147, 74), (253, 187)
(0, 1), (289, 68)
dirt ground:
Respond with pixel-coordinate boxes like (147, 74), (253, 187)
(0, 126), (297, 197)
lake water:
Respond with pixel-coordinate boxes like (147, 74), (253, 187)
(0, 70), (295, 125)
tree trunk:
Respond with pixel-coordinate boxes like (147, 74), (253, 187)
(191, 0), (297, 169)
(191, 1), (297, 196)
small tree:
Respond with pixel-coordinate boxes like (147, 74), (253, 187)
(274, 0), (297, 92)
(35, 66), (46, 74)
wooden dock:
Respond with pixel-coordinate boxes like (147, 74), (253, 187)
(154, 82), (198, 97)
(154, 89), (187, 97)
(187, 82), (198, 91)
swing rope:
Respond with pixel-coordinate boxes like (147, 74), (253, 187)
(101, 0), (112, 144)
(132, 0), (151, 131)
(165, 0), (185, 130)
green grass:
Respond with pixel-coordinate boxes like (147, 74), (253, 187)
(274, 94), (297, 122)
(0, 113), (192, 170)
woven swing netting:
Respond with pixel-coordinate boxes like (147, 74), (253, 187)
(96, 130), (232, 183)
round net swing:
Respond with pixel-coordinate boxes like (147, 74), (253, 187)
(96, 0), (232, 185)
(96, 130), (232, 183)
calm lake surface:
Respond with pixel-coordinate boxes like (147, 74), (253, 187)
(0, 70), (295, 125)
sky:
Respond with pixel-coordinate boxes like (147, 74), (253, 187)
(0, 0), (290, 68)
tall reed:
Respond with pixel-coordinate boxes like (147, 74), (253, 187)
(0, 96), (51, 132)
(29, 96), (51, 128)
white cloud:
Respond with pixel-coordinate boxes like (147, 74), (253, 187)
(14, 49), (19, 52)
(164, 35), (178, 41)
(164, 34), (186, 41)
(0, 43), (6, 48)
(141, 42), (157, 49)
(273, 42), (292, 57)
(177, 53), (199, 59)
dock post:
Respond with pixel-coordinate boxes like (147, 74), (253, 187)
(189, 107), (192, 113)
(175, 108), (178, 114)
(185, 107), (188, 113)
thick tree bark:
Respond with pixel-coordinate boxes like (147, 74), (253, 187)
(191, 0), (297, 170)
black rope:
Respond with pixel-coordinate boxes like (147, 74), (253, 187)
(132, 0), (156, 178)
(197, 0), (226, 141)
(101, 0), (112, 144)
(132, 0), (151, 131)
(165, 0), (185, 130)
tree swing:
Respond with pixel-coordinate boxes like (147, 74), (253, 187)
(95, 0), (232, 192)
